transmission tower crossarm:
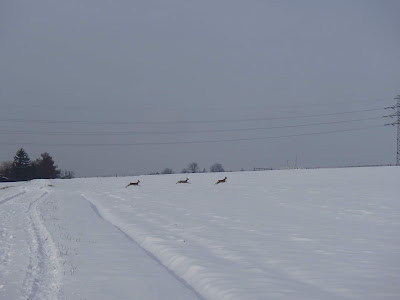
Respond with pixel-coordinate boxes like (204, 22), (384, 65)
(395, 95), (400, 166)
(383, 114), (398, 118)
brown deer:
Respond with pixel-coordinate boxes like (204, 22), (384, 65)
(125, 180), (140, 188)
(215, 176), (227, 185)
(176, 178), (190, 184)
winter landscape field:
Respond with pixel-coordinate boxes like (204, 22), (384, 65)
(0, 167), (399, 300)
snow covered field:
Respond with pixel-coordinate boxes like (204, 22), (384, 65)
(0, 167), (399, 299)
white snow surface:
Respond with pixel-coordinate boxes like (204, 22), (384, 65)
(0, 167), (399, 300)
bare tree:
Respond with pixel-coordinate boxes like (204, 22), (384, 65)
(187, 162), (199, 173)
(61, 170), (75, 179)
(0, 161), (14, 181)
(210, 163), (225, 172)
(161, 168), (173, 174)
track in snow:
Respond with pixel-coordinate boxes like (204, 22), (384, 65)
(0, 182), (62, 300)
(0, 188), (26, 206)
(84, 194), (205, 300)
(22, 187), (62, 300)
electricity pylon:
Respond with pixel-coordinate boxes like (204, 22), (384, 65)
(384, 95), (400, 165)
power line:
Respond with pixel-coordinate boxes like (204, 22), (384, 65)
(0, 108), (386, 125)
(1, 125), (385, 147)
(0, 116), (384, 136)
(1, 98), (392, 112)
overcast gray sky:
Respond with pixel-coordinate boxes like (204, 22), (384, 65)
(1, 0), (399, 177)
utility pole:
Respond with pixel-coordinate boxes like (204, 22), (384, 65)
(384, 95), (400, 165)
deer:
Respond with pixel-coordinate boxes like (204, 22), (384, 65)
(215, 176), (227, 185)
(176, 178), (190, 184)
(125, 180), (140, 188)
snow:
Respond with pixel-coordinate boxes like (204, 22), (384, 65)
(0, 167), (399, 299)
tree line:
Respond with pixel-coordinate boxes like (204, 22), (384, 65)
(158, 162), (225, 175)
(0, 148), (74, 182)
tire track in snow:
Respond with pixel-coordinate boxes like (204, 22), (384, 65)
(0, 189), (26, 206)
(22, 187), (62, 300)
(0, 190), (27, 297)
(83, 194), (205, 300)
(0, 186), (27, 296)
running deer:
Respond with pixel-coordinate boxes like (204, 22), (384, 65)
(215, 176), (227, 185)
(176, 178), (190, 184)
(125, 180), (140, 188)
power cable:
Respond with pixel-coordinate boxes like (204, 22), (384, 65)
(1, 124), (385, 147)
(0, 108), (386, 125)
(0, 116), (384, 136)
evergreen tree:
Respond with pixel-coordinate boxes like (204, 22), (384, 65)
(13, 148), (33, 181)
(35, 152), (61, 179)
